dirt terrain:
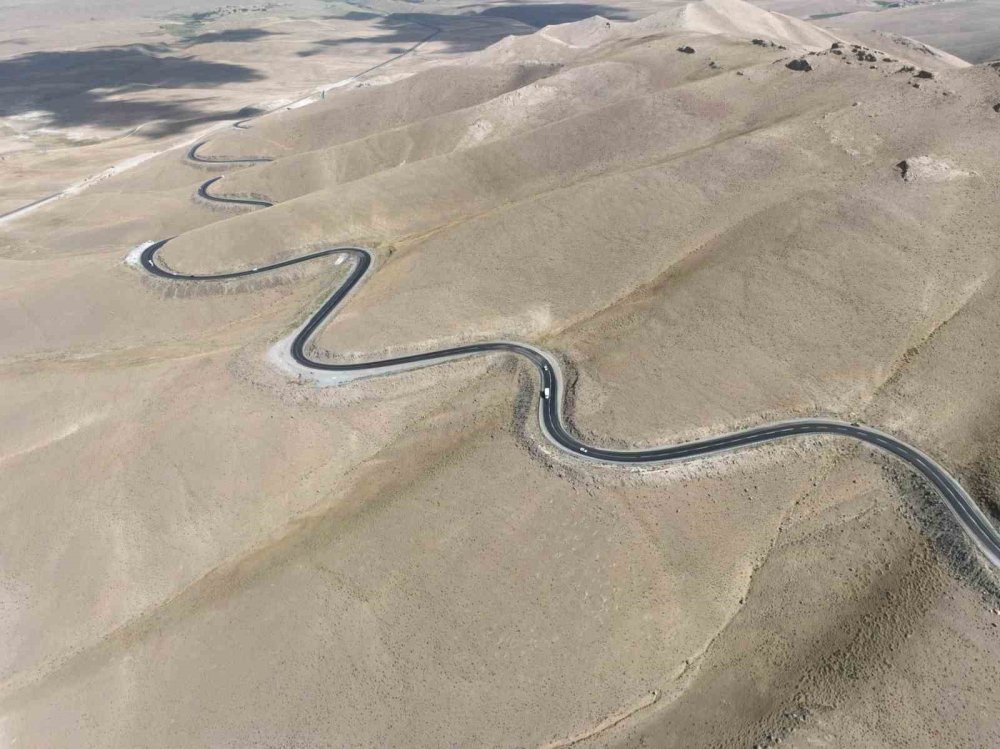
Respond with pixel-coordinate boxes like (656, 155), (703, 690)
(753, 0), (1000, 64)
(2, 0), (999, 746)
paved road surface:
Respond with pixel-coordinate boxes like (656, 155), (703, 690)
(197, 176), (274, 207)
(140, 222), (1000, 569)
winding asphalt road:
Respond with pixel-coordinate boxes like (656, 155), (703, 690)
(142, 172), (1000, 568)
(197, 176), (273, 208)
(187, 141), (274, 165)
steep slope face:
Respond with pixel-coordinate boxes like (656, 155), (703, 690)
(636, 0), (839, 47)
(1, 2), (999, 748)
(758, 0), (1000, 64)
(191, 62), (564, 161)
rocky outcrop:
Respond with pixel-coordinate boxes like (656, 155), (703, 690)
(896, 155), (972, 183)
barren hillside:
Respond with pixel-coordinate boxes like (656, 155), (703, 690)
(2, 1), (999, 746)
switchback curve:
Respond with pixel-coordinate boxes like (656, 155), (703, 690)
(187, 141), (273, 165)
(197, 176), (273, 208)
(138, 227), (1000, 569)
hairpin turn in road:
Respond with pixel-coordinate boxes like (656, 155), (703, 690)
(139, 209), (1000, 569)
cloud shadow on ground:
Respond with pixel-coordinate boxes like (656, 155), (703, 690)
(308, 2), (635, 57)
(181, 28), (283, 46)
(474, 2), (633, 26)
(0, 44), (265, 131)
(1, 4), (634, 134)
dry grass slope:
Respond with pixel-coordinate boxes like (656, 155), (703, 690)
(1, 1), (999, 746)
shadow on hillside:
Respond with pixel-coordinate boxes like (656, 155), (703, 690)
(475, 2), (633, 26)
(143, 105), (266, 137)
(309, 2), (635, 57)
(181, 28), (282, 46)
(0, 44), (264, 131)
(0, 4), (635, 133)
(340, 10), (382, 21)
